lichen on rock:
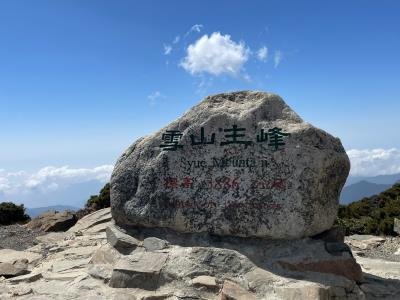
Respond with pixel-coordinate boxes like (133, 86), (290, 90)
(111, 91), (350, 239)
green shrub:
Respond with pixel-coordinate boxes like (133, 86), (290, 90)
(336, 183), (400, 236)
(86, 183), (110, 209)
(76, 183), (110, 219)
(0, 202), (30, 225)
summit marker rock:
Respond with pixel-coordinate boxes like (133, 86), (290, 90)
(111, 91), (350, 238)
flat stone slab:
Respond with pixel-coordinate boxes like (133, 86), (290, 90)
(106, 224), (140, 252)
(7, 272), (42, 283)
(0, 249), (41, 265)
(109, 252), (168, 289)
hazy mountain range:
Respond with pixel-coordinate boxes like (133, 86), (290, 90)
(340, 173), (400, 204)
(15, 173), (400, 216)
(26, 205), (80, 218)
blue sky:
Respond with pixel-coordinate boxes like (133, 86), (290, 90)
(0, 1), (400, 206)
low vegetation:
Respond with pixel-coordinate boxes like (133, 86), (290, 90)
(0, 202), (30, 225)
(76, 183), (110, 219)
(336, 183), (400, 236)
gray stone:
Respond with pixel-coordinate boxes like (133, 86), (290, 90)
(111, 91), (349, 239)
(11, 286), (33, 296)
(109, 252), (168, 289)
(106, 224), (140, 252)
(68, 208), (112, 234)
(7, 272), (42, 283)
(221, 280), (256, 300)
(26, 210), (77, 232)
(0, 259), (29, 278)
(394, 218), (400, 235)
(191, 275), (218, 289)
(275, 282), (330, 300)
(346, 235), (385, 250)
(90, 244), (120, 265)
(143, 237), (168, 251)
(87, 264), (112, 281)
(108, 292), (138, 300)
(0, 249), (41, 265)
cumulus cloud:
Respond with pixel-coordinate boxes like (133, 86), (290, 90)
(347, 148), (400, 177)
(0, 165), (113, 197)
(180, 32), (250, 77)
(163, 44), (172, 55)
(256, 46), (268, 62)
(274, 50), (283, 68)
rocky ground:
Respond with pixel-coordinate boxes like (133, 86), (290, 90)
(0, 225), (41, 251)
(0, 209), (399, 299)
(346, 235), (400, 262)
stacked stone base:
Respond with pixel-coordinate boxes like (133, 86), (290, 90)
(105, 223), (365, 299)
(2, 209), (400, 300)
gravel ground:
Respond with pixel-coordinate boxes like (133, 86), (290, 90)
(0, 224), (42, 251)
(351, 236), (400, 262)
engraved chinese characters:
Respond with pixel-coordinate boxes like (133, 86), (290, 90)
(111, 91), (350, 239)
(160, 126), (290, 151)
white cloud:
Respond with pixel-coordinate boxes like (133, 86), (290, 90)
(147, 91), (163, 106)
(0, 165), (113, 196)
(256, 46), (268, 62)
(173, 36), (180, 44)
(180, 32), (250, 77)
(274, 50), (283, 68)
(163, 44), (172, 55)
(190, 24), (203, 33)
(347, 148), (400, 177)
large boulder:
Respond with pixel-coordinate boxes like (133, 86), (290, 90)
(111, 91), (350, 239)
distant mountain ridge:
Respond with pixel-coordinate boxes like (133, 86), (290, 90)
(345, 173), (400, 186)
(340, 173), (400, 204)
(0, 179), (104, 209)
(26, 205), (80, 218)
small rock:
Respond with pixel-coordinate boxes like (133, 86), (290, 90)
(106, 224), (140, 253)
(346, 235), (385, 250)
(394, 218), (400, 235)
(0, 259), (29, 278)
(11, 286), (33, 296)
(35, 232), (67, 244)
(88, 264), (112, 281)
(109, 292), (138, 300)
(275, 282), (330, 300)
(0, 248), (41, 265)
(109, 252), (168, 289)
(143, 237), (168, 251)
(221, 280), (256, 300)
(191, 275), (218, 289)
(7, 272), (42, 283)
(90, 244), (120, 265)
